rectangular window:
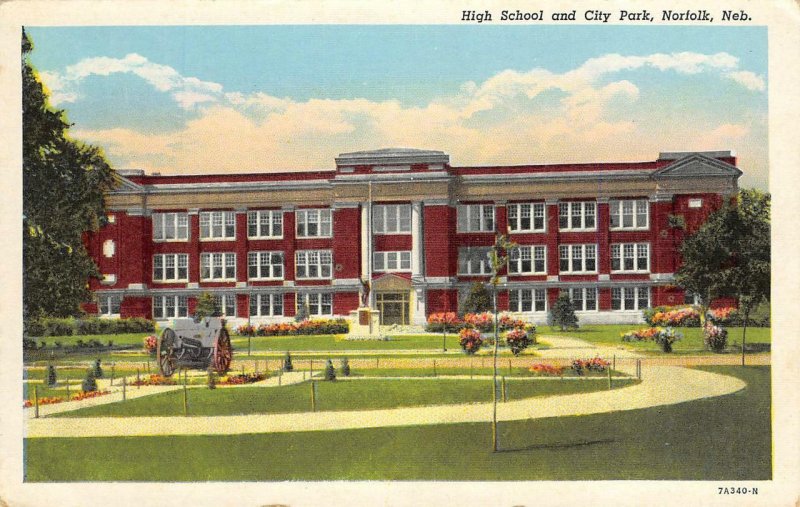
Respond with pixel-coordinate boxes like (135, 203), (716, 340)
(610, 199), (649, 230)
(249, 293), (284, 317)
(457, 204), (495, 232)
(688, 198), (703, 209)
(611, 286), (650, 310)
(152, 295), (188, 319)
(457, 246), (492, 275)
(559, 244), (597, 274)
(297, 293), (333, 316)
(373, 251), (412, 272)
(152, 212), (189, 241)
(507, 203), (546, 232)
(199, 211), (236, 240)
(558, 201), (596, 231)
(200, 252), (236, 281)
(213, 294), (237, 317)
(248, 251), (284, 280)
(296, 250), (333, 279)
(247, 210), (283, 239)
(152, 254), (189, 282)
(508, 245), (546, 274)
(98, 295), (121, 316)
(509, 289), (547, 313)
(372, 204), (412, 234)
(296, 209), (332, 238)
(569, 287), (598, 311)
(611, 243), (650, 273)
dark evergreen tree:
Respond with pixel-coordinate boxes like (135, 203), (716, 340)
(460, 282), (492, 315)
(22, 29), (115, 321)
(282, 351), (294, 372)
(194, 292), (218, 320)
(294, 302), (310, 322)
(339, 357), (351, 377)
(92, 358), (103, 378)
(548, 293), (579, 331)
(46, 364), (57, 387)
(81, 369), (97, 392)
(324, 359), (336, 381)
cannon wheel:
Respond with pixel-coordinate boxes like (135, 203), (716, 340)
(157, 328), (177, 377)
(212, 327), (232, 374)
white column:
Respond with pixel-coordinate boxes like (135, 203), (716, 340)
(411, 201), (426, 325)
(360, 204), (372, 308)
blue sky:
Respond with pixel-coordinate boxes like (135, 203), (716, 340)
(26, 25), (768, 188)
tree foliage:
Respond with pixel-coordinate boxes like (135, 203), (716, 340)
(22, 29), (115, 320)
(194, 292), (218, 320)
(548, 293), (579, 331)
(460, 282), (492, 315)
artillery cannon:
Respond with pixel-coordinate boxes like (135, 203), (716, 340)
(156, 317), (232, 377)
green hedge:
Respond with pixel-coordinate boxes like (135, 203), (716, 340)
(25, 317), (155, 337)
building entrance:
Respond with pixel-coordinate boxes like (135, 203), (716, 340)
(376, 292), (410, 325)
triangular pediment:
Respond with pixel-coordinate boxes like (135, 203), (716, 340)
(652, 154), (742, 179)
(110, 173), (145, 193)
(372, 273), (412, 291)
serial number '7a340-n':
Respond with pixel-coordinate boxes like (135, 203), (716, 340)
(718, 487), (758, 495)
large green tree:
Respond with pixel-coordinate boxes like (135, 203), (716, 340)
(675, 189), (770, 363)
(23, 30), (115, 320)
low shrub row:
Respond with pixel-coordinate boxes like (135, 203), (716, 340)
(621, 327), (683, 352)
(643, 304), (769, 328)
(23, 390), (112, 408)
(426, 312), (531, 333)
(25, 317), (155, 337)
(219, 372), (267, 385)
(235, 319), (349, 336)
(23, 338), (119, 351)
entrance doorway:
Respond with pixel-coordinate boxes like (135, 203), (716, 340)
(376, 292), (410, 325)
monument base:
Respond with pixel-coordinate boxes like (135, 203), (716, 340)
(346, 307), (382, 340)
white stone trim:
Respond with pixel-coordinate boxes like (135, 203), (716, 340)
(460, 169), (653, 183)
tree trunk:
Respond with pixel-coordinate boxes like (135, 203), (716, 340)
(492, 288), (499, 452)
(741, 306), (750, 367)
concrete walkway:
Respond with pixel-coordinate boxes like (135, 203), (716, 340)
(25, 335), (751, 438)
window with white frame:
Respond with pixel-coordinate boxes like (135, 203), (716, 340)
(611, 243), (650, 272)
(569, 287), (598, 311)
(457, 246), (492, 275)
(153, 212), (189, 241)
(688, 198), (703, 209)
(103, 239), (115, 258)
(559, 244), (597, 273)
(296, 250), (333, 279)
(611, 286), (650, 310)
(297, 293), (333, 316)
(558, 201), (596, 230)
(296, 209), (332, 238)
(457, 204), (495, 233)
(98, 295), (121, 316)
(509, 288), (547, 312)
(153, 295), (188, 319)
(248, 251), (284, 280)
(200, 211), (236, 240)
(247, 210), (283, 238)
(200, 252), (236, 281)
(609, 199), (649, 230)
(213, 294), (237, 317)
(249, 293), (284, 317)
(372, 204), (412, 234)
(507, 203), (546, 232)
(373, 251), (412, 272)
(508, 245), (546, 274)
(153, 253), (189, 282)
(684, 291), (701, 305)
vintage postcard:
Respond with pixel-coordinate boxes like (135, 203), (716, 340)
(1, 0), (798, 505)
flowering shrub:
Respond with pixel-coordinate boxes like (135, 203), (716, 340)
(505, 328), (533, 356)
(709, 307), (738, 325)
(143, 335), (157, 353)
(219, 372), (267, 385)
(23, 396), (64, 408)
(132, 374), (177, 386)
(571, 357), (611, 376)
(463, 312), (494, 332)
(529, 363), (564, 376)
(704, 324), (728, 352)
(250, 319), (349, 336)
(425, 312), (463, 333)
(621, 327), (662, 342)
(499, 314), (527, 331)
(645, 306), (701, 327)
(458, 328), (483, 355)
(71, 390), (111, 401)
(236, 324), (256, 337)
(621, 327), (682, 352)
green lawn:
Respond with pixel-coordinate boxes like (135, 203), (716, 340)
(231, 333), (462, 351)
(28, 333), (151, 348)
(25, 366), (770, 481)
(53, 377), (634, 418)
(348, 367), (626, 378)
(544, 325), (770, 353)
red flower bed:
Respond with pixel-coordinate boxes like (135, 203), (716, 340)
(458, 328), (483, 355)
(219, 372), (267, 385)
(71, 390), (111, 401)
(463, 312), (494, 332)
(529, 363), (565, 376)
(23, 396), (64, 408)
(251, 319), (349, 336)
(571, 357), (611, 375)
(132, 374), (177, 386)
(143, 335), (157, 352)
(425, 312), (463, 332)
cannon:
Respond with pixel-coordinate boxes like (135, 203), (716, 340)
(156, 317), (233, 377)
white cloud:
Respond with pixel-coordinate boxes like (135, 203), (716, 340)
(725, 71), (766, 91)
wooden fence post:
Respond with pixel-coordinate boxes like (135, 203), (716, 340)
(607, 365), (612, 390)
(433, 359), (437, 377)
(183, 370), (188, 416)
(122, 376), (127, 401)
(502, 376), (507, 402)
(248, 335), (252, 356)
(508, 358), (512, 375)
(136, 368), (141, 389)
(66, 379), (70, 400)
(311, 381), (316, 412)
(310, 359), (314, 378)
(110, 363), (115, 386)
(34, 385), (39, 418)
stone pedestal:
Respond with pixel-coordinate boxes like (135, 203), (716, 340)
(347, 307), (382, 339)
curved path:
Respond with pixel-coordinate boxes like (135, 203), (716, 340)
(25, 336), (750, 438)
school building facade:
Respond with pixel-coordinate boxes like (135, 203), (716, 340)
(83, 147), (742, 326)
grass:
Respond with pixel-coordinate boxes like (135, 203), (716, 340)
(348, 367), (626, 378)
(28, 333), (151, 348)
(230, 333), (463, 351)
(544, 325), (771, 353)
(25, 366), (770, 481)
(53, 377), (635, 417)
